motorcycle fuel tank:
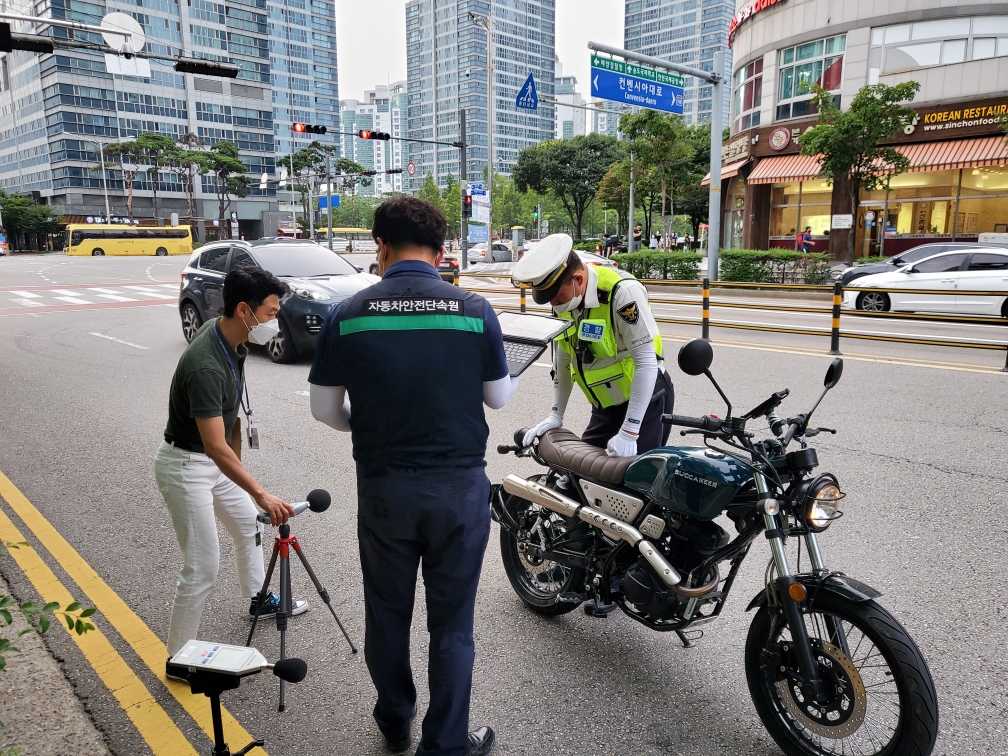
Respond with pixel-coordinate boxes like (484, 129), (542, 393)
(624, 446), (752, 520)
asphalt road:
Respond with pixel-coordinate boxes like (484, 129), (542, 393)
(1, 253), (1006, 756)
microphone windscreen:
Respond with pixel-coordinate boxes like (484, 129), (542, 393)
(273, 658), (308, 683)
(307, 489), (331, 513)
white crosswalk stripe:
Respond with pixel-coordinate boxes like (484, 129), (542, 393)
(2, 283), (180, 311)
(10, 291), (42, 298)
(54, 296), (91, 305)
(96, 294), (137, 302)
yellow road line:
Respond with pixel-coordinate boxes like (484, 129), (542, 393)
(0, 500), (198, 756)
(658, 332), (1005, 375)
(0, 471), (263, 754)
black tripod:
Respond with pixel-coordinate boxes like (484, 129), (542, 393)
(190, 670), (264, 756)
(246, 521), (357, 711)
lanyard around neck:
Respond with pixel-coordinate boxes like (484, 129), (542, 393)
(213, 323), (252, 421)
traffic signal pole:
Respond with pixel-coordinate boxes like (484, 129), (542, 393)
(459, 108), (468, 271)
(326, 151), (333, 252)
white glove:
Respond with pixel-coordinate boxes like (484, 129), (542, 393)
(606, 430), (638, 457)
(523, 412), (563, 447)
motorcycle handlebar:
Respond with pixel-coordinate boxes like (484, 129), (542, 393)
(661, 413), (724, 432)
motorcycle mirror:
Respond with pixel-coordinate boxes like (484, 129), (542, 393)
(678, 339), (713, 376)
(824, 358), (843, 389)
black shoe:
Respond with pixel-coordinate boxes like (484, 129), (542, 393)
(166, 657), (189, 683)
(466, 726), (495, 756)
(383, 712), (415, 753)
(249, 591), (308, 618)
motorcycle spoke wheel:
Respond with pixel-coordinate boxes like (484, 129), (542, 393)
(746, 592), (938, 756)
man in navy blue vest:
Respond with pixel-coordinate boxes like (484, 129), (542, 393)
(309, 197), (516, 756)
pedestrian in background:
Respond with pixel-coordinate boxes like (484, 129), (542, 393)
(310, 196), (514, 756)
(798, 226), (815, 253)
(156, 266), (307, 678)
(633, 224), (643, 251)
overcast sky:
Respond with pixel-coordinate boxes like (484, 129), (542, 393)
(334, 0), (625, 101)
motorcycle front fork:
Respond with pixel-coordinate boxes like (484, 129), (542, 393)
(756, 473), (846, 703)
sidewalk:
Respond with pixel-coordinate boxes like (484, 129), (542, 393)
(0, 572), (109, 756)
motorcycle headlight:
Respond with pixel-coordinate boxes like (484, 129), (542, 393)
(293, 286), (329, 302)
(804, 476), (844, 532)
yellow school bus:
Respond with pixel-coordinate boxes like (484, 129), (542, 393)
(64, 224), (193, 256)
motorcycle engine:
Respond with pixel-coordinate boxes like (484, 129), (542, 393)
(621, 515), (729, 622)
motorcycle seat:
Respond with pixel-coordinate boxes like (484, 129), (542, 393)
(538, 428), (637, 485)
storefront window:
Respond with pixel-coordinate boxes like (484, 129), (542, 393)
(726, 175), (746, 249)
(777, 35), (845, 121)
(732, 58), (763, 133)
(769, 180), (831, 245)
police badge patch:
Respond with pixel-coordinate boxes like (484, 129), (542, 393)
(618, 302), (639, 324)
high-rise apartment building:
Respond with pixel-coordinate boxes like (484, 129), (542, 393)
(623, 0), (732, 126)
(554, 70), (585, 140)
(0, 0), (339, 239)
(404, 0), (556, 190)
(340, 82), (407, 196)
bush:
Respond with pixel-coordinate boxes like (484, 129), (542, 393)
(572, 239), (603, 252)
(611, 250), (702, 280)
(855, 256), (887, 265)
(719, 248), (831, 285)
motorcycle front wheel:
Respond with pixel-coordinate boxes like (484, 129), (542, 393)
(745, 590), (938, 756)
(499, 492), (586, 617)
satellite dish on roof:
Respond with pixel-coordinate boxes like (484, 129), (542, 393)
(100, 13), (146, 56)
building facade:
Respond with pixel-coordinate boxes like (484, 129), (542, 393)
(721, 0), (1008, 258)
(340, 82), (407, 196)
(554, 72), (586, 139)
(404, 0), (556, 189)
(624, 0), (734, 125)
(0, 0), (340, 239)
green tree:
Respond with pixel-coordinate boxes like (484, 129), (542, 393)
(174, 132), (210, 220)
(620, 110), (694, 242)
(418, 172), (443, 209)
(103, 140), (142, 219)
(674, 123), (713, 244)
(799, 81), (920, 261)
(512, 133), (624, 239)
(441, 174), (461, 241)
(136, 133), (177, 223)
(595, 161), (631, 239)
(0, 192), (62, 251)
(331, 157), (370, 228)
(205, 141), (250, 222)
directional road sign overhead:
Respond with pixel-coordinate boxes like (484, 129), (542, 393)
(590, 55), (684, 115)
(516, 73), (539, 111)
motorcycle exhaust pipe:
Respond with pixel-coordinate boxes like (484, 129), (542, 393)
(502, 475), (684, 589)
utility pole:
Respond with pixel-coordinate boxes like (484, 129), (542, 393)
(459, 108), (468, 270)
(326, 150), (333, 251)
(628, 152), (635, 251)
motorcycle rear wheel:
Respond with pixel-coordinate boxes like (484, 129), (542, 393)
(745, 591), (938, 756)
(499, 497), (585, 617)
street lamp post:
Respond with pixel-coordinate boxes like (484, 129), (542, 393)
(85, 140), (111, 220)
(469, 8), (494, 241)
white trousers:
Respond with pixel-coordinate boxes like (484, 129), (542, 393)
(154, 441), (264, 656)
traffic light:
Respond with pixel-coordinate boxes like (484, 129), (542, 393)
(385, 168), (403, 174)
(358, 130), (392, 141)
(293, 122), (327, 135)
(463, 195), (473, 219)
(174, 57), (239, 78)
(533, 207), (539, 220)
(0, 23), (56, 54)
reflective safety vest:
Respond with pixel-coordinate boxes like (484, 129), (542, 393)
(556, 266), (663, 409)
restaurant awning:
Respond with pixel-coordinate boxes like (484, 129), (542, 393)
(700, 158), (749, 186)
(899, 136), (1008, 172)
(748, 154), (823, 184)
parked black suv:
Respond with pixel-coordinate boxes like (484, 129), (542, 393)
(178, 239), (378, 362)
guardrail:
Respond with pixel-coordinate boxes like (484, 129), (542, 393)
(454, 270), (1008, 371)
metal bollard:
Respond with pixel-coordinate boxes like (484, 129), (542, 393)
(829, 281), (842, 355)
(702, 277), (710, 340)
(1003, 347), (1008, 373)
(453, 268), (459, 286)
(520, 284), (527, 313)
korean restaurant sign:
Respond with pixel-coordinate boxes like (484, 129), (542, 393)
(729, 0), (788, 48)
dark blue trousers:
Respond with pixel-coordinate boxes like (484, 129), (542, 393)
(357, 467), (491, 756)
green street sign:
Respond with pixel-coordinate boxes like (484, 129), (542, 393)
(590, 55), (685, 88)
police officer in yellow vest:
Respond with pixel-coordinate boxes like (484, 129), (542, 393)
(512, 233), (674, 457)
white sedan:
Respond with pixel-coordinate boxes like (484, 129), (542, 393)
(842, 248), (1008, 317)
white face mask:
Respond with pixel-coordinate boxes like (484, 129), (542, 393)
(552, 275), (584, 315)
(246, 310), (280, 345)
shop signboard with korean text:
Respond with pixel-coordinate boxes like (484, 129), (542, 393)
(590, 55), (684, 115)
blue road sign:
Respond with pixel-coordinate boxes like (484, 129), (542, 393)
(516, 73), (539, 111)
(468, 224), (489, 243)
(468, 183), (486, 196)
(317, 195), (340, 209)
(590, 55), (684, 115)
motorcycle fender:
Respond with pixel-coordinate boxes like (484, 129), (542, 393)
(745, 572), (882, 612)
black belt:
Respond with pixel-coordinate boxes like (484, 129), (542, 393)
(164, 435), (200, 453)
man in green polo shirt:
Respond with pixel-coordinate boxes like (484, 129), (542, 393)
(155, 265), (307, 680)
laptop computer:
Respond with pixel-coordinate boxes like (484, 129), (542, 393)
(497, 311), (572, 377)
